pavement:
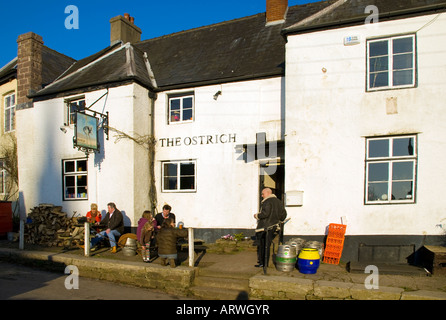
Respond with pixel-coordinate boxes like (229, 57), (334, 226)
(1, 240), (446, 300)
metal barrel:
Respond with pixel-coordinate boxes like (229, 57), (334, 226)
(122, 237), (137, 256)
(275, 245), (297, 272)
(303, 240), (324, 260)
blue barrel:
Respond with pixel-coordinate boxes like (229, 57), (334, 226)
(297, 248), (320, 274)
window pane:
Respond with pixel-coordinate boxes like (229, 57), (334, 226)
(77, 186), (87, 197)
(77, 175), (87, 186)
(370, 56), (388, 72)
(393, 137), (414, 156)
(10, 107), (15, 131)
(4, 109), (10, 132)
(183, 108), (193, 121)
(368, 162), (389, 182)
(65, 161), (75, 173)
(392, 161), (413, 180)
(368, 182), (389, 201)
(70, 102), (79, 113)
(164, 177), (177, 190)
(368, 139), (389, 158)
(369, 72), (389, 88)
(393, 70), (413, 86)
(183, 97), (193, 109)
(392, 181), (413, 200)
(170, 110), (181, 122)
(66, 187), (76, 198)
(369, 41), (388, 57)
(170, 99), (181, 110)
(180, 176), (195, 190)
(393, 53), (413, 70)
(393, 37), (413, 54)
(77, 160), (87, 172)
(65, 176), (75, 187)
(180, 163), (195, 176)
(164, 163), (178, 177)
(78, 100), (86, 109)
(5, 96), (11, 108)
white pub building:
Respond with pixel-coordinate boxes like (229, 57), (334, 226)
(11, 0), (446, 262)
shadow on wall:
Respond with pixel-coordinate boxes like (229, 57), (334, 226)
(37, 110), (58, 206)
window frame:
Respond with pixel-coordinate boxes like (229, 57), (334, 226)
(167, 93), (195, 125)
(4, 92), (15, 133)
(366, 34), (417, 91)
(161, 160), (197, 193)
(365, 135), (417, 204)
(64, 97), (86, 126)
(62, 158), (88, 201)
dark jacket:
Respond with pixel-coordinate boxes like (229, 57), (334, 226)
(100, 209), (124, 234)
(156, 227), (188, 255)
(256, 195), (287, 230)
(155, 212), (176, 227)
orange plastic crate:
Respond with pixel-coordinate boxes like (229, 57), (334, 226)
(326, 237), (344, 247)
(327, 223), (347, 238)
(323, 256), (340, 265)
(323, 249), (343, 264)
(324, 245), (343, 255)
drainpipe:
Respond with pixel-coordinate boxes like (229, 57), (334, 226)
(148, 90), (158, 214)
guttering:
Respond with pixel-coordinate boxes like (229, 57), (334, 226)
(152, 70), (284, 93)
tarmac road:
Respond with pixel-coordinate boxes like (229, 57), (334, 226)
(0, 261), (193, 300)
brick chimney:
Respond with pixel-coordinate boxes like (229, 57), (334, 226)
(266, 0), (288, 25)
(16, 32), (44, 108)
(110, 13), (142, 46)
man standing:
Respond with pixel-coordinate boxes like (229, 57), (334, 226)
(254, 188), (287, 268)
(91, 202), (124, 253)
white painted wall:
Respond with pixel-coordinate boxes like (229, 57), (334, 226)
(16, 83), (151, 226)
(285, 13), (446, 236)
(154, 77), (284, 229)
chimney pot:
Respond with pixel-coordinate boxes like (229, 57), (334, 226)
(124, 13), (130, 21)
(130, 17), (134, 24)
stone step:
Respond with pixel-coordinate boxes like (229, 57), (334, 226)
(194, 275), (249, 291)
(197, 267), (260, 280)
(190, 285), (249, 300)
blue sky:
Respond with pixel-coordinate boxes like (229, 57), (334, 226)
(0, 0), (320, 68)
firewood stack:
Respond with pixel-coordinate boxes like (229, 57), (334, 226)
(24, 204), (81, 247)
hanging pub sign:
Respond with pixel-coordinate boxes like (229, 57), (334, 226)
(73, 111), (99, 155)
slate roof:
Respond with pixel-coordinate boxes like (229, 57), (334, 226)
(134, 1), (333, 90)
(0, 47), (75, 87)
(30, 1), (334, 98)
(283, 0), (446, 34)
(32, 43), (154, 98)
(29, 0), (446, 98)
(0, 57), (17, 86)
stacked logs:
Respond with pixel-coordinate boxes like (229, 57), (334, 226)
(24, 204), (81, 247)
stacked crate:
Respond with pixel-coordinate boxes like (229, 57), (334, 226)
(323, 223), (347, 265)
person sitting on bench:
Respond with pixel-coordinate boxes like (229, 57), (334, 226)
(90, 202), (124, 253)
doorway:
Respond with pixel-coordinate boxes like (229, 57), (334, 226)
(259, 161), (285, 208)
